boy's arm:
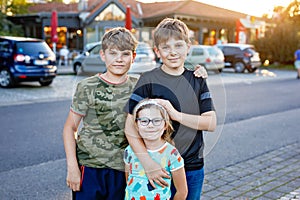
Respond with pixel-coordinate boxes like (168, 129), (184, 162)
(124, 114), (171, 188)
(172, 167), (188, 200)
(156, 99), (217, 131)
(63, 111), (82, 191)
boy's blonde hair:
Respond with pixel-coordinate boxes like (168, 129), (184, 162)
(153, 18), (190, 47)
(133, 99), (174, 143)
(101, 27), (138, 52)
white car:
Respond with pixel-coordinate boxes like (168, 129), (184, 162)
(185, 45), (225, 73)
(73, 42), (157, 74)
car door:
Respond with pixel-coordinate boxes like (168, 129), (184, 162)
(82, 44), (106, 73)
(223, 47), (239, 66)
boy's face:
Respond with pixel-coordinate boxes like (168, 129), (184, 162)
(100, 47), (136, 76)
(155, 37), (190, 72)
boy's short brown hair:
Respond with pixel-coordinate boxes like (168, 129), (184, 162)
(153, 18), (190, 47)
(101, 27), (138, 52)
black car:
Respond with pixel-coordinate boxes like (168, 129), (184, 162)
(216, 43), (261, 73)
(0, 36), (57, 88)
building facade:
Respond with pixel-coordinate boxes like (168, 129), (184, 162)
(8, 0), (266, 52)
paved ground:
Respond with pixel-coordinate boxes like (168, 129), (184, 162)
(1, 64), (299, 199)
(202, 142), (300, 200)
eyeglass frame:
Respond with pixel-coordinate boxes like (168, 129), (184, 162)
(136, 117), (165, 126)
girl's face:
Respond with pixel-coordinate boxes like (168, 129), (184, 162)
(100, 48), (135, 76)
(136, 107), (166, 141)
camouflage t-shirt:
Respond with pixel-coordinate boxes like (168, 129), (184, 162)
(71, 74), (138, 170)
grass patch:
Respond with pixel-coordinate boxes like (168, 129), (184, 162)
(261, 64), (295, 71)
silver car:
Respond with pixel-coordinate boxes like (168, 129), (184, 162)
(185, 45), (225, 73)
(73, 42), (157, 75)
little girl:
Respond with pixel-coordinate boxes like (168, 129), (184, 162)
(124, 99), (188, 200)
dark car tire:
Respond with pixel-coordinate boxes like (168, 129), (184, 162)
(234, 62), (246, 73)
(247, 67), (257, 73)
(0, 68), (15, 88)
(39, 79), (53, 86)
(73, 63), (82, 75)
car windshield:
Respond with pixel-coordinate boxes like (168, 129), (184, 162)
(16, 41), (53, 55)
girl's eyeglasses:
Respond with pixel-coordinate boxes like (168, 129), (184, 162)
(136, 117), (165, 126)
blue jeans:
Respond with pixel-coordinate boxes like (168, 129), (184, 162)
(171, 167), (204, 200)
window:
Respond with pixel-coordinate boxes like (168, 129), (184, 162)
(95, 4), (125, 21)
(192, 48), (204, 56)
(0, 41), (10, 52)
(90, 44), (101, 55)
(223, 47), (240, 55)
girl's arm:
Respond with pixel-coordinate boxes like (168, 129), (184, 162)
(63, 111), (82, 191)
(171, 167), (188, 200)
(124, 114), (170, 188)
(125, 164), (129, 182)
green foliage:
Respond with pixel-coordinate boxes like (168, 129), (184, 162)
(0, 12), (24, 36)
(253, 0), (300, 64)
(8, 0), (31, 15)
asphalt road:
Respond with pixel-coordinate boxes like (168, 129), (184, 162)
(0, 69), (299, 199)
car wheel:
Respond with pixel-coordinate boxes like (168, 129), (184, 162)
(248, 67), (257, 73)
(0, 68), (15, 88)
(39, 78), (53, 86)
(218, 68), (223, 73)
(73, 63), (82, 75)
(234, 62), (245, 73)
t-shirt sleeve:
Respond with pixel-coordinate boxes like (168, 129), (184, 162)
(123, 146), (133, 165)
(124, 75), (151, 114)
(169, 145), (184, 172)
(199, 79), (215, 114)
(70, 82), (89, 116)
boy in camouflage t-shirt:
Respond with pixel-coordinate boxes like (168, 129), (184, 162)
(63, 27), (138, 200)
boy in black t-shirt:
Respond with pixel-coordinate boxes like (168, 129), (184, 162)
(124, 18), (217, 200)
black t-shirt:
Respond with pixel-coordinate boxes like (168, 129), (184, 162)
(125, 67), (214, 170)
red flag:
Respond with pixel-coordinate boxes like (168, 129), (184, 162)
(125, 5), (132, 30)
(51, 10), (58, 43)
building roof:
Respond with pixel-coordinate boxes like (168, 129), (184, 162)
(27, 0), (248, 21)
(139, 0), (247, 20)
(28, 2), (78, 13)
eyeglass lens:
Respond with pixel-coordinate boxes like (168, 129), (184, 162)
(137, 117), (164, 126)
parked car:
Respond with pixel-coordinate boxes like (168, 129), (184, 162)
(185, 45), (225, 73)
(128, 42), (156, 73)
(0, 36), (57, 88)
(216, 43), (262, 73)
(73, 42), (157, 74)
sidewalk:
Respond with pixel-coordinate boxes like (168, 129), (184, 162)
(202, 142), (300, 200)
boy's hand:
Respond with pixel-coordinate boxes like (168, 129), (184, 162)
(154, 99), (179, 122)
(194, 65), (208, 78)
(66, 165), (81, 191)
(145, 160), (170, 188)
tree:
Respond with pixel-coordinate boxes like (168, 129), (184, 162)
(0, 0), (30, 36)
(0, 11), (24, 36)
(7, 0), (31, 15)
(253, 0), (300, 64)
